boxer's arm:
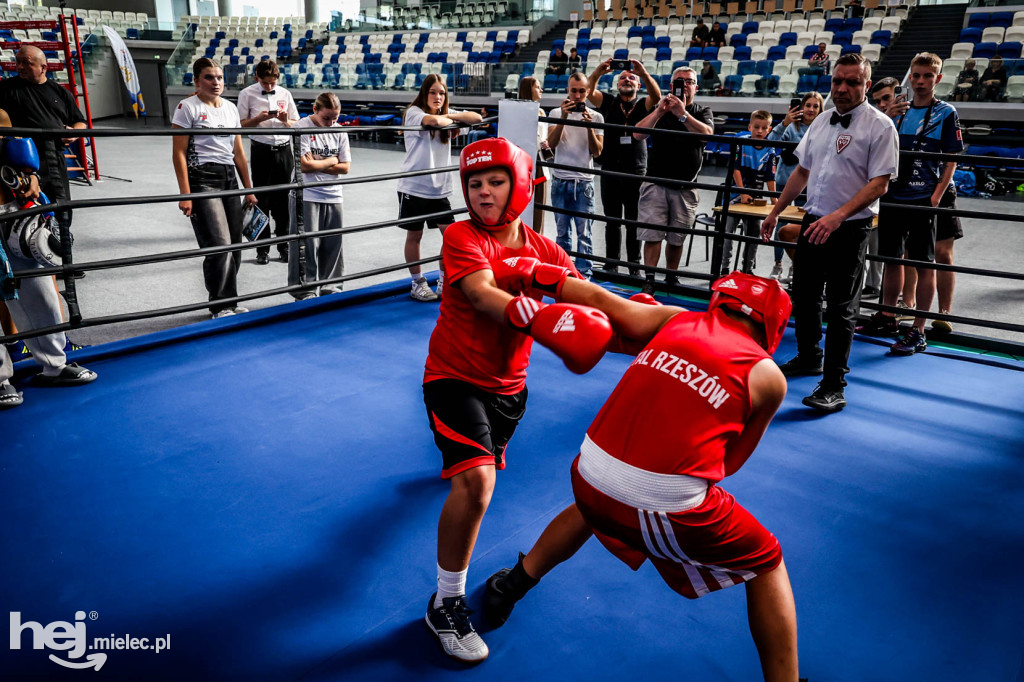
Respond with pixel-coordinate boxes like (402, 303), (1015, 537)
(461, 268), (516, 323)
(723, 359), (786, 476)
(558, 277), (683, 346)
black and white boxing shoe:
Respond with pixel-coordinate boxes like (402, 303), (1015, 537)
(425, 593), (488, 664)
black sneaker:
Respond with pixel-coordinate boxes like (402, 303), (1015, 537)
(890, 327), (927, 356)
(641, 279), (656, 295)
(855, 311), (899, 337)
(424, 593), (488, 664)
(278, 251), (289, 263)
(778, 355), (824, 377)
(256, 252), (270, 265)
(802, 383), (847, 413)
(483, 553), (539, 627)
(663, 274), (680, 287)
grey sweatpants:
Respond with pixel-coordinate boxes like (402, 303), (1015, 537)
(1, 250), (67, 383)
(288, 195), (344, 296)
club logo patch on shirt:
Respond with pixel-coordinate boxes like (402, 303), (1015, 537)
(836, 134), (852, 154)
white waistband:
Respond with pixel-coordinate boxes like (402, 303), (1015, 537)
(577, 435), (709, 513)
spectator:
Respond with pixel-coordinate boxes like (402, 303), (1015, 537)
(690, 18), (710, 48)
(0, 116), (96, 410)
(761, 53), (899, 413)
(288, 92), (351, 300)
(979, 56), (1007, 102)
(237, 60), (299, 265)
(465, 107), (495, 144)
(567, 47), (582, 73)
(0, 46), (88, 263)
(586, 59), (662, 276)
(722, 110), (777, 277)
(546, 46), (569, 75)
(518, 76), (550, 234)
(865, 77), (901, 298)
(171, 58), (258, 319)
(847, 0), (865, 18)
(858, 53), (962, 355)
(953, 59), (980, 102)
(633, 67), (714, 294)
(397, 74), (482, 302)
(799, 43), (830, 76)
(698, 61), (721, 95)
(708, 21), (727, 48)
(547, 72), (605, 279)
(766, 92), (824, 284)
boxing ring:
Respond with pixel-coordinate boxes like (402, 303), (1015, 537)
(3, 115), (1024, 681)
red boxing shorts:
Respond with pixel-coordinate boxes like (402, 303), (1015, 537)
(570, 449), (782, 600)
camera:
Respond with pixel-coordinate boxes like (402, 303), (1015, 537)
(610, 59), (632, 71)
(572, 101), (587, 113)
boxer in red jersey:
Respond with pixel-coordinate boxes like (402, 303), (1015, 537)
(482, 273), (801, 682)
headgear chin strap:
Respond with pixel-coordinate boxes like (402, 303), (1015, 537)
(709, 272), (792, 355)
(459, 137), (542, 231)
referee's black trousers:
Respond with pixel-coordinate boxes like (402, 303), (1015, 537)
(793, 215), (872, 390)
(599, 173), (642, 270)
(250, 141), (294, 257)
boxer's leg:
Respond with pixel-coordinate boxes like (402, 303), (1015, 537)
(745, 558), (799, 682)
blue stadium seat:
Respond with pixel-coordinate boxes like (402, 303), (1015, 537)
(576, 28), (589, 40)
(816, 75), (832, 94)
(182, 73), (193, 86)
(616, 48), (631, 59)
(736, 60), (756, 76)
(742, 21), (758, 34)
(672, 60), (690, 70)
(803, 45), (820, 59)
(998, 42), (1023, 59)
(125, 28), (139, 40)
(733, 46), (751, 61)
(556, 74), (570, 91)
(833, 31), (853, 47)
(973, 42), (998, 58)
(655, 36), (670, 48)
(641, 25), (655, 37)
(552, 38), (565, 50)
(456, 31), (468, 41)
(990, 12), (1013, 28)
(463, 41), (473, 52)
(779, 32), (797, 47)
(871, 30), (891, 47)
(767, 45), (788, 60)
(959, 27), (982, 43)
(797, 73), (819, 93)
(730, 33), (747, 47)
(842, 44), (862, 55)
(659, 73), (672, 89)
(487, 30), (498, 41)
(703, 46), (719, 60)
(521, 62), (535, 76)
(966, 14), (989, 29)
(843, 18), (863, 33)
(824, 18), (844, 33)
(544, 73), (558, 90)
(656, 47), (672, 61)
(724, 74), (743, 93)
(641, 36), (656, 49)
(627, 25), (643, 38)
(755, 60), (774, 77)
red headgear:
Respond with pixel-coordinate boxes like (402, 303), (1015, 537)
(709, 272), (793, 355)
(459, 137), (540, 231)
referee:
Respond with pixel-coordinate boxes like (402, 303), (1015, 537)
(761, 54), (899, 414)
(238, 60), (299, 264)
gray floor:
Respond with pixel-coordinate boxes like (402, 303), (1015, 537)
(52, 127), (1024, 346)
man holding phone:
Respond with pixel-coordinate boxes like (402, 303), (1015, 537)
(632, 67), (714, 294)
(548, 72), (605, 278)
(587, 59), (662, 276)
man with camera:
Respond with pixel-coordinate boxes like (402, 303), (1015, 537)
(632, 67), (714, 294)
(547, 72), (605, 279)
(586, 59), (661, 276)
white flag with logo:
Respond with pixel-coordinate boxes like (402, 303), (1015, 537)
(101, 26), (146, 117)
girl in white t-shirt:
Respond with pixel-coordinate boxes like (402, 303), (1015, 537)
(171, 58), (257, 319)
(397, 74), (482, 301)
(287, 92), (352, 299)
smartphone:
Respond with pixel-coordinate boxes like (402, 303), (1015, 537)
(672, 78), (686, 98)
(572, 101), (587, 113)
(894, 85), (903, 97)
(610, 59), (632, 71)
(789, 97), (802, 110)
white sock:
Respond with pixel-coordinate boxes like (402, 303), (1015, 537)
(435, 564), (467, 608)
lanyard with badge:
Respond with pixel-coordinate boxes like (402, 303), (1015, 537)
(618, 97), (636, 146)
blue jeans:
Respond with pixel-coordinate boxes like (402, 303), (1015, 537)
(551, 178), (595, 277)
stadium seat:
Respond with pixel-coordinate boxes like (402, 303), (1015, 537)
(797, 73), (819, 93)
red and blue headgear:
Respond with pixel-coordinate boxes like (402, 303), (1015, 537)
(709, 272), (792, 355)
(459, 137), (541, 231)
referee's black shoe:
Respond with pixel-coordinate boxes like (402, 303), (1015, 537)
(802, 382), (847, 413)
(778, 355), (824, 377)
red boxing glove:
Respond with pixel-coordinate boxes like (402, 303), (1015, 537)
(628, 292), (662, 306)
(505, 296), (612, 374)
(490, 256), (574, 298)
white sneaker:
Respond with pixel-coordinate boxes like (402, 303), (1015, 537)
(769, 262), (784, 280)
(211, 309), (236, 319)
(436, 272), (444, 299)
(233, 306), (249, 314)
(780, 266), (794, 285)
(425, 593), (488, 663)
(411, 278), (438, 302)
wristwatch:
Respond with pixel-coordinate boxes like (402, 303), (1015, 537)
(678, 112), (689, 124)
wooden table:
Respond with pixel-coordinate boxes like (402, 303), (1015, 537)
(714, 202), (878, 227)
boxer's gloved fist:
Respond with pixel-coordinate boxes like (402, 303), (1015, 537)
(629, 292), (662, 306)
(505, 295), (613, 374)
(3, 138), (41, 172)
(491, 256), (574, 298)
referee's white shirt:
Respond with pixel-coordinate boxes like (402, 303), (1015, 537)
(236, 83), (299, 146)
(795, 99), (899, 221)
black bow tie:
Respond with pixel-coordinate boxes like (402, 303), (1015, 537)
(264, 90), (277, 96)
(830, 112), (852, 128)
